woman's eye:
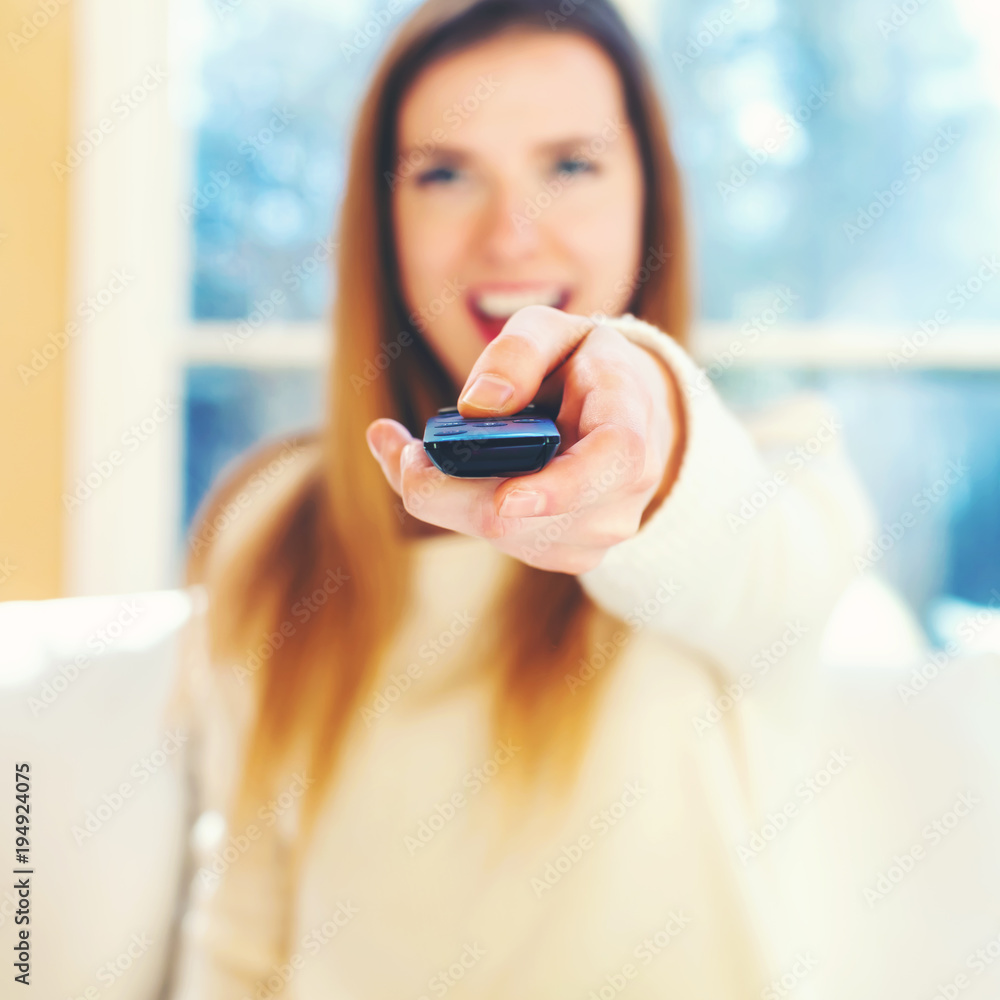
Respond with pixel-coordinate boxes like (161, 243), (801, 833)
(415, 165), (460, 186)
(555, 156), (595, 177)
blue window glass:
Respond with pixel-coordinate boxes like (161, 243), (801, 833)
(180, 0), (1000, 634)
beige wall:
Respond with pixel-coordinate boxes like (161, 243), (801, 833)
(0, 2), (73, 599)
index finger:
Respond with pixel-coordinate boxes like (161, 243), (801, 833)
(456, 304), (598, 417)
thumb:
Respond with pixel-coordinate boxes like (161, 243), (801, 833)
(457, 305), (597, 417)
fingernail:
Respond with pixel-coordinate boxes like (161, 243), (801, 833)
(499, 489), (546, 517)
(460, 373), (515, 412)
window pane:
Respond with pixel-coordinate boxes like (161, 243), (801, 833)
(662, 0), (1000, 322)
(181, 0), (1000, 323)
(715, 368), (1000, 629)
(175, 0), (1000, 628)
(182, 366), (323, 528)
(181, 1), (374, 320)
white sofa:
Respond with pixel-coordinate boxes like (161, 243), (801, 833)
(1, 575), (997, 999)
(0, 590), (193, 1000)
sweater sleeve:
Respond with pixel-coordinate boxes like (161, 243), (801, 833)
(577, 313), (878, 680)
(166, 588), (295, 1000)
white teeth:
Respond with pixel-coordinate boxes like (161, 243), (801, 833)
(473, 287), (564, 318)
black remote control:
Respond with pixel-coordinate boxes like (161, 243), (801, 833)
(423, 403), (561, 478)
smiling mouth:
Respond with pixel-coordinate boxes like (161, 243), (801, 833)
(466, 286), (572, 341)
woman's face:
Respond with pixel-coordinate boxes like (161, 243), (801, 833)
(392, 28), (645, 387)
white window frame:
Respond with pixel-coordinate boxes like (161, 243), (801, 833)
(67, 0), (1000, 597)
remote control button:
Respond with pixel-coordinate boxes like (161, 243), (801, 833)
(432, 427), (466, 436)
(511, 417), (540, 423)
(474, 420), (505, 426)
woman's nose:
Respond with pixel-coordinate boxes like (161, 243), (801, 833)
(476, 178), (542, 262)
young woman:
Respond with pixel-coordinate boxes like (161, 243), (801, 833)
(168, 1), (884, 997)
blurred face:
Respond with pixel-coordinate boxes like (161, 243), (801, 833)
(391, 28), (645, 387)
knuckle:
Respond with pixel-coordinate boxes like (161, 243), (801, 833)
(512, 302), (560, 328)
(471, 502), (509, 540)
(569, 352), (602, 391)
(499, 305), (558, 350)
(482, 328), (544, 379)
(496, 326), (543, 358)
(574, 349), (636, 398)
(603, 425), (646, 486)
(590, 320), (627, 344)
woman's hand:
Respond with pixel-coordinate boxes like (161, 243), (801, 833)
(365, 305), (684, 574)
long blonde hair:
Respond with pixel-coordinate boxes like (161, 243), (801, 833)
(188, 0), (690, 872)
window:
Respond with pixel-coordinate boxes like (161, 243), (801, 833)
(71, 0), (1000, 641)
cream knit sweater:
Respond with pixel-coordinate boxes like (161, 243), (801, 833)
(168, 315), (1000, 1000)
